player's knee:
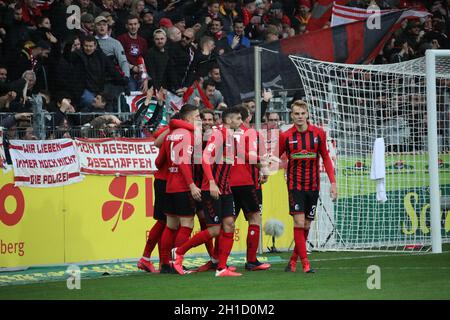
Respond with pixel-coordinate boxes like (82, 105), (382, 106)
(248, 212), (261, 225)
(222, 220), (235, 233)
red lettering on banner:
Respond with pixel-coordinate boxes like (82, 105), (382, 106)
(37, 143), (62, 153)
(22, 144), (35, 153)
(0, 184), (25, 226)
(30, 175), (41, 184)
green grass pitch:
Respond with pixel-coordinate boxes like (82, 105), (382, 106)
(1, 246), (449, 300)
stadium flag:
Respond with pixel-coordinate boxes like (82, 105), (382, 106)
(307, 0), (349, 31)
(194, 81), (215, 110)
(75, 138), (159, 175)
(9, 139), (83, 188)
(124, 92), (168, 126)
(34, 0), (54, 10)
(218, 10), (428, 106)
(331, 3), (429, 27)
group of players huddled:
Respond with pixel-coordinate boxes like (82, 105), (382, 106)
(137, 99), (337, 277)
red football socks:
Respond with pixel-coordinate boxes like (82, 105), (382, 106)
(293, 227), (307, 260)
(290, 228), (309, 262)
(217, 231), (234, 270)
(246, 224), (260, 262)
(177, 229), (213, 255)
(142, 220), (166, 258)
(160, 226), (177, 265)
(174, 226), (193, 247)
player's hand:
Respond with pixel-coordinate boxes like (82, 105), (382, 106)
(190, 183), (202, 202)
(209, 180), (221, 200)
(262, 88), (273, 102)
(231, 35), (240, 49)
(330, 183), (338, 201)
(259, 175), (268, 184)
(155, 87), (166, 104)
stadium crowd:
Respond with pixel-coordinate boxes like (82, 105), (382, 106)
(0, 0), (448, 139)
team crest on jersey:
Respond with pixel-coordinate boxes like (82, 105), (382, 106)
(314, 137), (319, 144)
(294, 204), (300, 211)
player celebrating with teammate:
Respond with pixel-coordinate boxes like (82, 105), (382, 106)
(156, 104), (202, 274)
(278, 100), (338, 273)
(230, 105), (271, 271)
(172, 107), (244, 277)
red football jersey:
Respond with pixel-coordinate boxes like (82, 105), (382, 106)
(229, 125), (266, 188)
(201, 126), (234, 195)
(279, 123), (335, 191)
(153, 126), (169, 181)
(155, 120), (195, 193)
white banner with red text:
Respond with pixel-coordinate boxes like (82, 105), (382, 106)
(9, 139), (82, 187)
(74, 138), (159, 175)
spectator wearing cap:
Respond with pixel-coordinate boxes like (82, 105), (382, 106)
(171, 15), (186, 33)
(5, 40), (51, 87)
(117, 15), (149, 91)
(266, 2), (291, 26)
(158, 17), (173, 30)
(94, 15), (130, 78)
(79, 13), (95, 37)
(76, 0), (101, 16)
(99, 11), (117, 37)
(219, 0), (239, 33)
(138, 8), (157, 47)
(2, 3), (30, 53)
(143, 28), (176, 91)
(227, 18), (251, 50)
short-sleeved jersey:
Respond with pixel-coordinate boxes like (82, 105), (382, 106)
(229, 125), (265, 189)
(279, 123), (335, 191)
(201, 126), (234, 195)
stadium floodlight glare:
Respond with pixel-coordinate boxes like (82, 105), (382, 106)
(289, 53), (450, 252)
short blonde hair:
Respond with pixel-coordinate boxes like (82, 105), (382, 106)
(290, 99), (308, 111)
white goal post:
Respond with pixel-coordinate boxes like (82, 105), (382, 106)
(426, 49), (450, 253)
(289, 51), (450, 252)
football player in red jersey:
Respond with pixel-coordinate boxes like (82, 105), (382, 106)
(230, 105), (271, 271)
(278, 100), (338, 273)
(156, 104), (202, 274)
(172, 107), (244, 277)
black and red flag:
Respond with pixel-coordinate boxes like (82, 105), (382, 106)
(218, 9), (425, 106)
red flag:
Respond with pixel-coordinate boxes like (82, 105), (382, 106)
(307, 0), (349, 31)
(194, 82), (215, 110)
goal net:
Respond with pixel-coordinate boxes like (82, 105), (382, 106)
(289, 55), (450, 251)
